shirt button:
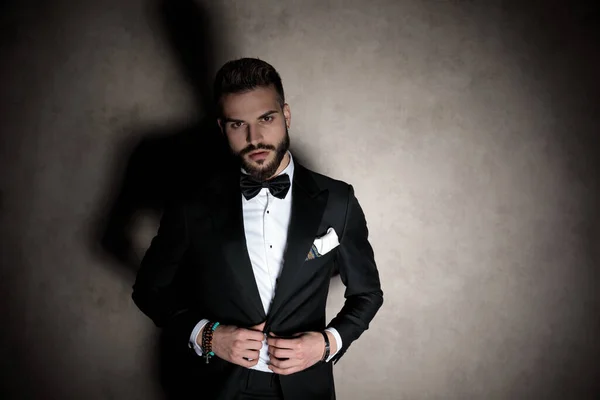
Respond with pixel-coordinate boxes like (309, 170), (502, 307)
(270, 245), (273, 248)
(267, 210), (270, 214)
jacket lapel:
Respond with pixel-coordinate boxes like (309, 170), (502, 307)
(209, 173), (267, 322)
(266, 164), (329, 326)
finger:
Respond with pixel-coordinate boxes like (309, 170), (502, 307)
(239, 357), (260, 368)
(241, 328), (267, 342)
(243, 339), (264, 351)
(232, 336), (262, 353)
(268, 356), (300, 370)
(269, 347), (294, 360)
(241, 349), (261, 360)
(267, 337), (297, 349)
(266, 336), (277, 347)
(267, 337), (288, 348)
(268, 364), (302, 375)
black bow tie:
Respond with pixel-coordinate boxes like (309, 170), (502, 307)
(240, 173), (291, 200)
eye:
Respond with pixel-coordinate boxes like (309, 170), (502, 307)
(262, 115), (274, 123)
(230, 122), (243, 129)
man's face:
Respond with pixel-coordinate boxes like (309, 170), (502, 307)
(218, 85), (291, 181)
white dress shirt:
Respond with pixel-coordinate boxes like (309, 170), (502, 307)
(189, 152), (342, 372)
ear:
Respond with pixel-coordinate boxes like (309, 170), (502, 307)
(283, 103), (291, 128)
(217, 118), (225, 134)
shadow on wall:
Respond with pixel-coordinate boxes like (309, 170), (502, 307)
(90, 1), (341, 398)
(92, 0), (231, 398)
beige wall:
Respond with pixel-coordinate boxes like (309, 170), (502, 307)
(1, 0), (598, 399)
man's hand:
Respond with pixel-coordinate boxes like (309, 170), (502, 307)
(197, 322), (266, 368)
(266, 331), (337, 375)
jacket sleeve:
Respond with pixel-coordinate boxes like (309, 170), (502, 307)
(131, 200), (203, 349)
(326, 184), (384, 364)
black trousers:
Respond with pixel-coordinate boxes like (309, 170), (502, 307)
(236, 369), (284, 400)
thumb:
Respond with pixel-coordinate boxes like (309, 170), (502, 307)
(250, 321), (266, 332)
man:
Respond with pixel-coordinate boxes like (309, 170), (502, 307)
(132, 58), (383, 400)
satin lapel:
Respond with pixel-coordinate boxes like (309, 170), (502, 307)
(210, 175), (266, 322)
(266, 165), (329, 324)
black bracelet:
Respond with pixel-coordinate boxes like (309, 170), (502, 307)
(320, 331), (330, 362)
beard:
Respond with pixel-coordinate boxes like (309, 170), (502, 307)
(236, 126), (290, 181)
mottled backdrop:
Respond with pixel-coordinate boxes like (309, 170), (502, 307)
(1, 0), (598, 399)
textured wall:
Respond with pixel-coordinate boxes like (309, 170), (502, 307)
(1, 0), (598, 399)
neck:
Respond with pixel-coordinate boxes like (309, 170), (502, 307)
(268, 152), (290, 180)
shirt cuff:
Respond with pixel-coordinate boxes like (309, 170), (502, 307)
(188, 319), (210, 356)
(324, 327), (343, 362)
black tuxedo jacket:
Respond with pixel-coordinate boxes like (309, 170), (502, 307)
(132, 161), (383, 399)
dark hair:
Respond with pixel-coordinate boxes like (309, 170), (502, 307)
(213, 58), (285, 115)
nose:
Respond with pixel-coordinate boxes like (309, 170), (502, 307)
(246, 123), (263, 144)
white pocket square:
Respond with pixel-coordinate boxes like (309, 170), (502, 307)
(306, 227), (339, 260)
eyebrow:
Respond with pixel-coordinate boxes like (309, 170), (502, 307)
(223, 110), (279, 124)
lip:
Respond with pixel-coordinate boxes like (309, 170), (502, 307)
(248, 150), (270, 160)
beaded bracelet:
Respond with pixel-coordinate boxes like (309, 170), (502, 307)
(202, 321), (220, 364)
(320, 331), (330, 362)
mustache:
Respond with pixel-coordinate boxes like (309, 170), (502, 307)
(239, 143), (276, 156)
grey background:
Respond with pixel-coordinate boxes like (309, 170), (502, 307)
(1, 0), (599, 399)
